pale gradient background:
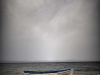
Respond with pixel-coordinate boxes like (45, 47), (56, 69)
(0, 0), (100, 63)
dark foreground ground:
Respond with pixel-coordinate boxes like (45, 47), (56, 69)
(0, 62), (100, 75)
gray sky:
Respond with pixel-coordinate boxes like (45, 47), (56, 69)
(0, 0), (100, 62)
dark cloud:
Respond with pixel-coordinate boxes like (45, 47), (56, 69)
(0, 0), (100, 62)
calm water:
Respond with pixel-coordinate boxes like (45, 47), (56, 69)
(0, 62), (100, 75)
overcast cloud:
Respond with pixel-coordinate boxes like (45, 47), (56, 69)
(0, 0), (100, 62)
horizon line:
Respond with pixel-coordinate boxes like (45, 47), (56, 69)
(0, 61), (100, 63)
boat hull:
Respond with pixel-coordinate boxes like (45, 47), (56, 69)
(23, 69), (73, 75)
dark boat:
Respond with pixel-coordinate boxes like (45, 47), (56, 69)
(23, 68), (73, 75)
